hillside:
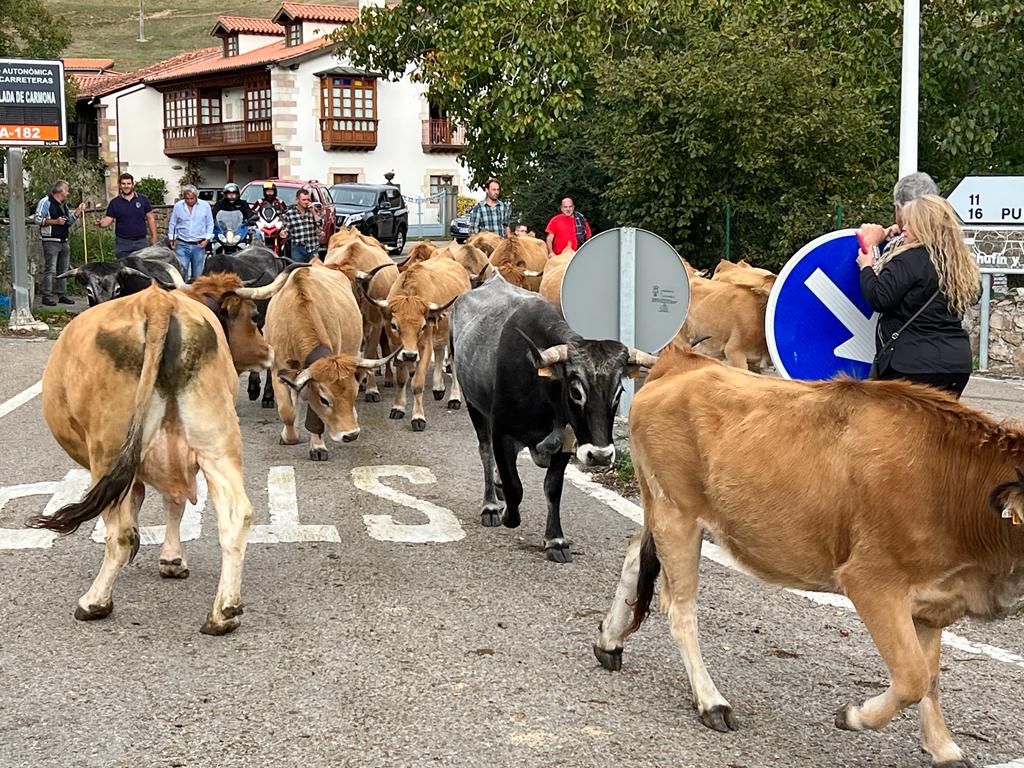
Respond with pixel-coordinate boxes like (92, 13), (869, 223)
(43, 0), (350, 72)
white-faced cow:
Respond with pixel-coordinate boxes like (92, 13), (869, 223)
(450, 273), (656, 562)
(27, 285), (254, 635)
(593, 344), (1024, 767)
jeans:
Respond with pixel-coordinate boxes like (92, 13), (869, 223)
(115, 236), (149, 259)
(42, 240), (70, 299)
(290, 242), (314, 263)
(175, 242), (206, 280)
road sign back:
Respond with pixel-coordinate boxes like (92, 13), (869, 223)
(766, 229), (878, 380)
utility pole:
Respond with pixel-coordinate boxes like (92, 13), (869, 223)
(898, 0), (919, 177)
(137, 0), (147, 43)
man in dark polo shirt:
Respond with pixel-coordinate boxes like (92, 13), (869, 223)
(97, 173), (158, 258)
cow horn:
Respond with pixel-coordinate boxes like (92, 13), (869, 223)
(236, 263), (305, 300)
(153, 262), (188, 289)
(278, 367), (312, 392)
(627, 348), (658, 368)
(118, 266), (154, 281)
(356, 262), (394, 284)
(356, 346), (402, 371)
(426, 295), (459, 314)
(538, 344), (570, 367)
(56, 267), (81, 280)
(523, 269), (544, 277)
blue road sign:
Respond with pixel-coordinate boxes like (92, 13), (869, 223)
(765, 229), (879, 381)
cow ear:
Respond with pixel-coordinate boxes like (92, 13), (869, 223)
(989, 465), (1024, 526)
(624, 366), (643, 380)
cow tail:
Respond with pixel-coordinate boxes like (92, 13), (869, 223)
(627, 526), (661, 634)
(28, 300), (176, 534)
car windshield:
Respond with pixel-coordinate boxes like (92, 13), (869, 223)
(241, 184), (299, 207)
(331, 186), (377, 207)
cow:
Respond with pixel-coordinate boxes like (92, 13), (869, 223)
(399, 241), (442, 272)
(592, 344), (1024, 767)
(450, 273), (656, 562)
(538, 247), (575, 313)
(444, 242), (492, 288)
(489, 236), (547, 291)
(27, 285), (254, 635)
(327, 226), (387, 253)
(204, 245), (291, 406)
(466, 231), (502, 257)
(363, 257), (470, 431)
(59, 245), (185, 306)
(237, 263), (396, 460)
(711, 258), (776, 290)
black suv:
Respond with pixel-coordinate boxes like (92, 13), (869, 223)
(330, 183), (409, 255)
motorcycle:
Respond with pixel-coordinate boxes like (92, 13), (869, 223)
(256, 202), (286, 256)
(209, 222), (253, 256)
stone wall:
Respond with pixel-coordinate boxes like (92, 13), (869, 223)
(963, 288), (1024, 373)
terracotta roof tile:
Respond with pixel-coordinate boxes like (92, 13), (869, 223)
(212, 16), (286, 36)
(275, 3), (360, 24)
(62, 58), (115, 71)
(144, 37), (331, 83)
(73, 47), (220, 98)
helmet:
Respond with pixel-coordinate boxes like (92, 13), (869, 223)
(262, 181), (277, 196)
(223, 183), (240, 195)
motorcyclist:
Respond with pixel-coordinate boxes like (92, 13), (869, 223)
(210, 183), (254, 252)
(254, 181), (287, 254)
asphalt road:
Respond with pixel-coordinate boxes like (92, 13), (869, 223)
(0, 337), (1022, 768)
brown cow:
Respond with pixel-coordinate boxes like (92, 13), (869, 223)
(593, 345), (1024, 767)
(28, 286), (253, 635)
(467, 231), (502, 256)
(327, 226), (387, 253)
(182, 273), (274, 374)
(366, 257), (471, 430)
(490, 236), (547, 291)
(399, 241), (443, 272)
(238, 263), (395, 460)
(538, 247), (575, 313)
(435, 241), (491, 287)
(712, 258), (776, 290)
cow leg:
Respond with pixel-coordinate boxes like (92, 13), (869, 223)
(541, 451), (572, 562)
(76, 480), (143, 621)
(261, 371), (275, 409)
(834, 585), (929, 733)
(466, 403), (504, 526)
(158, 495), (190, 579)
(390, 359), (409, 419)
(196, 453), (252, 636)
(447, 362), (462, 411)
(410, 337), (432, 432)
(593, 530), (644, 670)
(246, 371), (261, 401)
(492, 433), (524, 530)
(272, 371), (301, 445)
(305, 406), (329, 461)
(431, 341), (447, 402)
(722, 339), (750, 370)
(381, 331), (395, 388)
(915, 621), (969, 767)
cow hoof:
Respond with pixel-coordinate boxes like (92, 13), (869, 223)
(159, 558), (190, 579)
(309, 448), (329, 461)
(544, 545), (573, 563)
(279, 436), (300, 446)
(74, 601), (113, 621)
(700, 705), (739, 733)
(501, 508), (521, 529)
(200, 614), (241, 636)
(383, 380), (395, 389)
(481, 505), (504, 527)
(593, 645), (622, 671)
(447, 399), (461, 410)
(411, 418), (426, 432)
(389, 408), (405, 420)
(365, 391), (381, 403)
(261, 397), (275, 409)
(247, 385), (260, 401)
(834, 705), (861, 731)
(432, 389), (445, 401)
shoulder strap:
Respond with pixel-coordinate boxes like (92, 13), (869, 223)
(877, 288), (941, 353)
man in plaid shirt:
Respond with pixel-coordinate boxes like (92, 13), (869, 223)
(468, 177), (512, 238)
(281, 188), (322, 262)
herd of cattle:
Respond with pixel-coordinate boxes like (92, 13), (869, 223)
(25, 229), (1024, 768)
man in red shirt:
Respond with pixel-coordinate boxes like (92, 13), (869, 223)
(545, 197), (592, 256)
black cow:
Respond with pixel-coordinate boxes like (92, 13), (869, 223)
(203, 245), (290, 406)
(58, 246), (185, 306)
(450, 274), (656, 562)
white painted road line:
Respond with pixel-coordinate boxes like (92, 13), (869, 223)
(0, 381), (42, 420)
(565, 465), (1024, 671)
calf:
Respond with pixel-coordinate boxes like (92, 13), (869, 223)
(451, 274), (655, 562)
(594, 345), (1024, 767)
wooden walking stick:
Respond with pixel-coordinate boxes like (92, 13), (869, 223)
(82, 202), (90, 264)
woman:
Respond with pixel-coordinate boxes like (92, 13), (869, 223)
(857, 194), (980, 398)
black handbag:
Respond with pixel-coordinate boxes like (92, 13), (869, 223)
(869, 289), (940, 379)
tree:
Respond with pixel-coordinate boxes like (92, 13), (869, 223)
(0, 0), (71, 59)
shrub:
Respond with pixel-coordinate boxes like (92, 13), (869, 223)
(135, 176), (168, 205)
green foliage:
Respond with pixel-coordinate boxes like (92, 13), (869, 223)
(614, 450), (635, 489)
(23, 149), (106, 210)
(69, 227), (117, 265)
(178, 160), (204, 189)
(135, 176), (168, 206)
(0, 0), (71, 58)
(456, 195), (476, 217)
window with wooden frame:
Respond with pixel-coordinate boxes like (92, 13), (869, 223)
(319, 75), (378, 149)
(199, 90), (222, 125)
(245, 83), (272, 121)
(224, 35), (239, 57)
(287, 23), (302, 47)
(333, 173), (359, 184)
(163, 89), (197, 129)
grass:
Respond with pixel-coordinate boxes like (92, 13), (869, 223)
(44, 0), (292, 72)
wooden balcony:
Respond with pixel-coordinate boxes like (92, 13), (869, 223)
(163, 119), (273, 156)
(422, 118), (467, 153)
(320, 117), (378, 150)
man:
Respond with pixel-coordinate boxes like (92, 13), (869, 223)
(468, 178), (512, 238)
(167, 185), (214, 280)
(260, 181), (287, 214)
(513, 223), (530, 237)
(96, 173), (158, 258)
(866, 171), (940, 275)
(34, 180), (86, 306)
(280, 188), (322, 263)
(545, 197), (591, 257)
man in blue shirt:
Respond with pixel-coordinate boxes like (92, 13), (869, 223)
(34, 179), (87, 305)
(96, 173), (158, 258)
(167, 185), (214, 279)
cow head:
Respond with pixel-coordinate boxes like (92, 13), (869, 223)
(991, 467), (1024, 530)
(59, 263), (161, 306)
(188, 274), (273, 374)
(384, 293), (456, 363)
(278, 349), (400, 442)
(518, 332), (657, 466)
(490, 238), (545, 288)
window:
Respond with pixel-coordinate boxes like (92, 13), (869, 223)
(333, 173), (359, 184)
(245, 83), (271, 121)
(224, 35), (239, 57)
(429, 175), (453, 197)
(199, 91), (222, 125)
(287, 23), (302, 46)
(163, 89), (196, 128)
(319, 76), (378, 148)
(386, 188), (403, 207)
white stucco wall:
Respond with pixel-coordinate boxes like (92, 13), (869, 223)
(99, 86), (180, 203)
(221, 86), (246, 123)
(238, 33), (279, 55)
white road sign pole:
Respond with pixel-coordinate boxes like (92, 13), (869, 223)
(618, 227), (636, 415)
(898, 0), (920, 178)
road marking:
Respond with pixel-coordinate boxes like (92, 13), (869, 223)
(94, 471), (206, 545)
(352, 465), (465, 543)
(804, 268), (878, 363)
(0, 470), (91, 549)
(249, 465), (340, 543)
(565, 465), (1024, 671)
(0, 381), (42, 420)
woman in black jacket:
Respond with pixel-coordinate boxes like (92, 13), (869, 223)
(857, 194), (980, 398)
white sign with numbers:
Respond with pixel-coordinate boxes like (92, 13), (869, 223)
(947, 176), (1024, 226)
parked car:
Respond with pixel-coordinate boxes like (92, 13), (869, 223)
(197, 187), (225, 206)
(330, 183), (409, 256)
(240, 179), (336, 252)
(450, 214), (470, 244)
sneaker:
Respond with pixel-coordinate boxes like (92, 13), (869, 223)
(42, 297), (57, 306)
(58, 296), (75, 305)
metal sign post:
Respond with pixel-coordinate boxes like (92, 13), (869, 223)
(5, 148), (47, 331)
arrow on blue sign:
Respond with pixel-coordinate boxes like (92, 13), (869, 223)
(765, 229), (880, 381)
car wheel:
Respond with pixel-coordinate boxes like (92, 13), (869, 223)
(389, 227), (406, 256)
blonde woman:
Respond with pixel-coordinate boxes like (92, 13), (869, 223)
(857, 194), (981, 398)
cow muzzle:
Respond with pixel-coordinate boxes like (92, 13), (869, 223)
(401, 350), (419, 363)
(577, 443), (615, 467)
(332, 427), (361, 443)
